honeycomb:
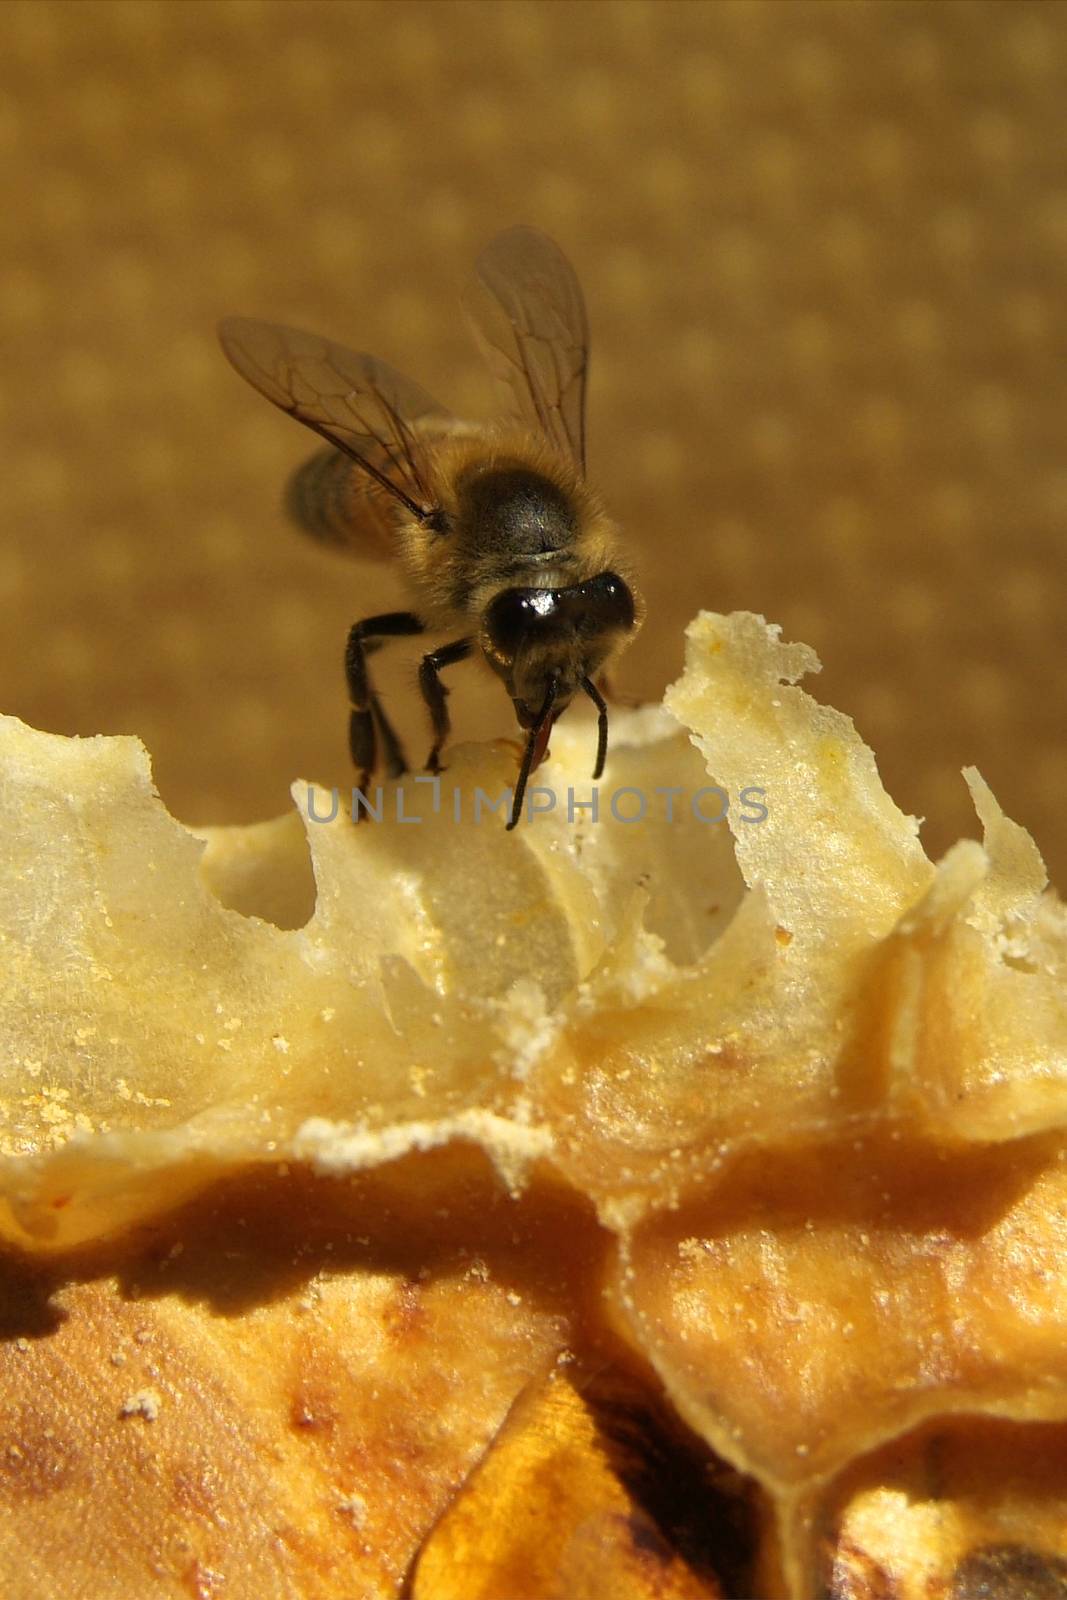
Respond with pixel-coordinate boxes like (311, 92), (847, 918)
(2, 2), (1065, 1592)
(1, 611), (1065, 1597)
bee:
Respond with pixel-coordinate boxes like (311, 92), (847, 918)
(219, 226), (643, 829)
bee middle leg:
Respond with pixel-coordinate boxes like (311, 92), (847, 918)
(345, 612), (425, 792)
(418, 637), (474, 773)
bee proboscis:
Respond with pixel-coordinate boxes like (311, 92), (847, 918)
(219, 226), (644, 829)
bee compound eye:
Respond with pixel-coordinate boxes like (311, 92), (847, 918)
(485, 588), (560, 662)
(580, 572), (636, 632)
(485, 591), (527, 660)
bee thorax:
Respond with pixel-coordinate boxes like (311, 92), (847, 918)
(460, 465), (577, 555)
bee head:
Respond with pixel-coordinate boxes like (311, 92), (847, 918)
(481, 571), (637, 722)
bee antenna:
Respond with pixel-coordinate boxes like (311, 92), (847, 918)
(507, 676), (558, 831)
(582, 676), (608, 781)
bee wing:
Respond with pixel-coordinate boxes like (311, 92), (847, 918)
(464, 226), (590, 475)
(218, 317), (454, 520)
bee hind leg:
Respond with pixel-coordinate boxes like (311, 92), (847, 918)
(345, 612), (425, 801)
(418, 637), (474, 773)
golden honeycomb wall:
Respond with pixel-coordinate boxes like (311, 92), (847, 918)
(2, 0), (1065, 880)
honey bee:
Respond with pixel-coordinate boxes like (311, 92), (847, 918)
(219, 226), (643, 829)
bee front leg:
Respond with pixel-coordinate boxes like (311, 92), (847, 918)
(418, 637), (474, 773)
(345, 613), (425, 793)
(581, 675), (609, 780)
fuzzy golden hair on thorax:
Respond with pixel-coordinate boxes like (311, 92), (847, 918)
(397, 425), (630, 628)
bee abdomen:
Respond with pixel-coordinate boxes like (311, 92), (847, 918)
(284, 447), (361, 548)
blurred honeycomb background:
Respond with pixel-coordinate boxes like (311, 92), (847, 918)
(2, 0), (1065, 879)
